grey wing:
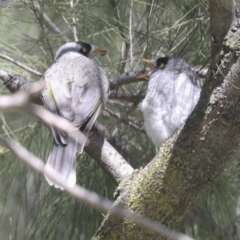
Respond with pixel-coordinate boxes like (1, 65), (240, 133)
(48, 75), (102, 128)
(51, 76), (102, 151)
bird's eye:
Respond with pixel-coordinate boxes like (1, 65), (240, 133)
(82, 48), (87, 53)
(159, 63), (165, 69)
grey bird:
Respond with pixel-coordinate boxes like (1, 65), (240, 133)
(41, 41), (109, 188)
(139, 57), (202, 147)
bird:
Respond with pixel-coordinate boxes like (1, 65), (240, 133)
(41, 41), (109, 188)
(138, 57), (202, 147)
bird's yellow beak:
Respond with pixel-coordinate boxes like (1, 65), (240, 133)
(136, 72), (149, 80)
(93, 48), (108, 56)
(142, 59), (155, 69)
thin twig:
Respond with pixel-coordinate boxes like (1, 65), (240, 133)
(116, 102), (139, 125)
(176, 20), (200, 57)
(30, 0), (54, 61)
(109, 70), (146, 90)
(34, 2), (70, 42)
(70, 0), (78, 41)
(109, 93), (145, 103)
(0, 90), (86, 145)
(0, 54), (42, 76)
(61, 14), (73, 33)
(104, 108), (145, 133)
(109, 0), (130, 73)
(187, 209), (236, 240)
(129, 0), (134, 69)
(94, 122), (139, 166)
(0, 136), (194, 240)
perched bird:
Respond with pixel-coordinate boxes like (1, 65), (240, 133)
(139, 57), (202, 147)
(41, 41), (109, 188)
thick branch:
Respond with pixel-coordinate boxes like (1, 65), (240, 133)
(109, 70), (146, 90)
(85, 129), (133, 184)
(0, 69), (42, 105)
(109, 93), (144, 103)
(109, 68), (207, 91)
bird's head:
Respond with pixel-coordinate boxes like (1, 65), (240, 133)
(54, 41), (108, 61)
(137, 57), (169, 79)
(142, 57), (169, 69)
(77, 41), (108, 59)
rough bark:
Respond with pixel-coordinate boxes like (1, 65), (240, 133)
(92, 6), (240, 240)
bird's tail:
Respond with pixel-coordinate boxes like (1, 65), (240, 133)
(44, 137), (77, 189)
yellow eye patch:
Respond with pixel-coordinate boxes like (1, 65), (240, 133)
(82, 48), (87, 53)
(159, 63), (165, 69)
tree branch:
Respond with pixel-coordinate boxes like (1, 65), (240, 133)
(33, 2), (70, 42)
(85, 128), (134, 184)
(0, 54), (42, 76)
(109, 93), (144, 103)
(109, 0), (130, 73)
(69, 0), (78, 41)
(109, 70), (146, 90)
(30, 0), (54, 61)
(0, 89), (87, 145)
(103, 108), (145, 133)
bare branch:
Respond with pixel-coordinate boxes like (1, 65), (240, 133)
(109, 0), (130, 73)
(70, 0), (78, 41)
(176, 19), (201, 57)
(0, 91), (86, 145)
(129, 0), (134, 69)
(30, 0), (54, 61)
(85, 128), (134, 184)
(109, 70), (146, 90)
(94, 122), (139, 166)
(109, 67), (207, 90)
(103, 108), (145, 134)
(109, 93), (144, 103)
(114, 102), (139, 125)
(0, 54), (42, 76)
(0, 68), (43, 104)
(0, 136), (194, 240)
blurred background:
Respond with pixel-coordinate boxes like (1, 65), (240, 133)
(0, 0), (239, 239)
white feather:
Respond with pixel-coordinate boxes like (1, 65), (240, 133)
(140, 61), (201, 147)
